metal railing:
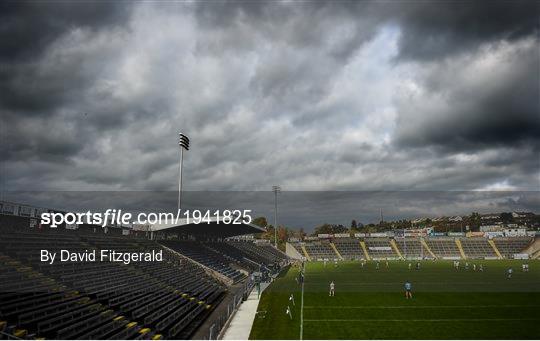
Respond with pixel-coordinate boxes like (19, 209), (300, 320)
(202, 278), (255, 340)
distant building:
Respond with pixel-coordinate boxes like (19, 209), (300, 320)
(504, 227), (527, 237)
(480, 225), (504, 232)
(512, 211), (533, 218)
(411, 218), (428, 226)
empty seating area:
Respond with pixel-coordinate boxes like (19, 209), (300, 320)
(0, 231), (225, 339)
(296, 236), (537, 261)
(303, 241), (338, 260)
(394, 238), (425, 259)
(259, 244), (288, 261)
(294, 236), (538, 261)
(332, 238), (364, 260)
(364, 238), (398, 259)
(160, 240), (245, 282)
(226, 241), (286, 265)
(204, 241), (260, 271)
(460, 238), (497, 259)
(426, 238), (461, 259)
(291, 242), (305, 256)
(493, 237), (533, 259)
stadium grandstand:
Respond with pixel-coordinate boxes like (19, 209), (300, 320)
(332, 237), (365, 260)
(363, 237), (399, 260)
(425, 237), (462, 259)
(302, 240), (338, 261)
(493, 237), (536, 259)
(460, 238), (498, 259)
(285, 234), (537, 261)
(393, 238), (426, 259)
(0, 201), (289, 340)
(289, 242), (307, 259)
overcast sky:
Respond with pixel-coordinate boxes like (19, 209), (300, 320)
(1, 1), (539, 226)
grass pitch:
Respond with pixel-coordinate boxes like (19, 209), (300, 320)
(249, 260), (540, 339)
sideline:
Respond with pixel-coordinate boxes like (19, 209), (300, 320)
(303, 318), (540, 322)
(303, 304), (540, 309)
(221, 283), (269, 340)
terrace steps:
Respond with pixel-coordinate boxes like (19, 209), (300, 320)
(359, 241), (370, 260)
(329, 243), (343, 260)
(522, 238), (540, 258)
(420, 238), (437, 259)
(455, 239), (467, 259)
(301, 245), (312, 261)
(488, 239), (503, 259)
(389, 239), (403, 259)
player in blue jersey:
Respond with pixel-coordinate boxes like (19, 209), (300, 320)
(404, 281), (412, 299)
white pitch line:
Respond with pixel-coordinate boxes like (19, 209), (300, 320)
(300, 276), (305, 340)
(303, 304), (540, 309)
(303, 318), (540, 322)
(303, 282), (506, 285)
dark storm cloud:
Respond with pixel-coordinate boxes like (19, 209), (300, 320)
(0, 1), (132, 62)
(1, 58), (93, 113)
(0, 1), (136, 167)
(394, 36), (540, 151)
(387, 0), (539, 156)
(195, 1), (539, 61)
(394, 0), (539, 61)
(0, 1), (133, 113)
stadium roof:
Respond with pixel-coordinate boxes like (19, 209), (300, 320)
(149, 217), (266, 238)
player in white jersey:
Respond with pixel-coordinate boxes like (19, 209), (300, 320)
(507, 267), (513, 279)
(329, 281), (335, 297)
